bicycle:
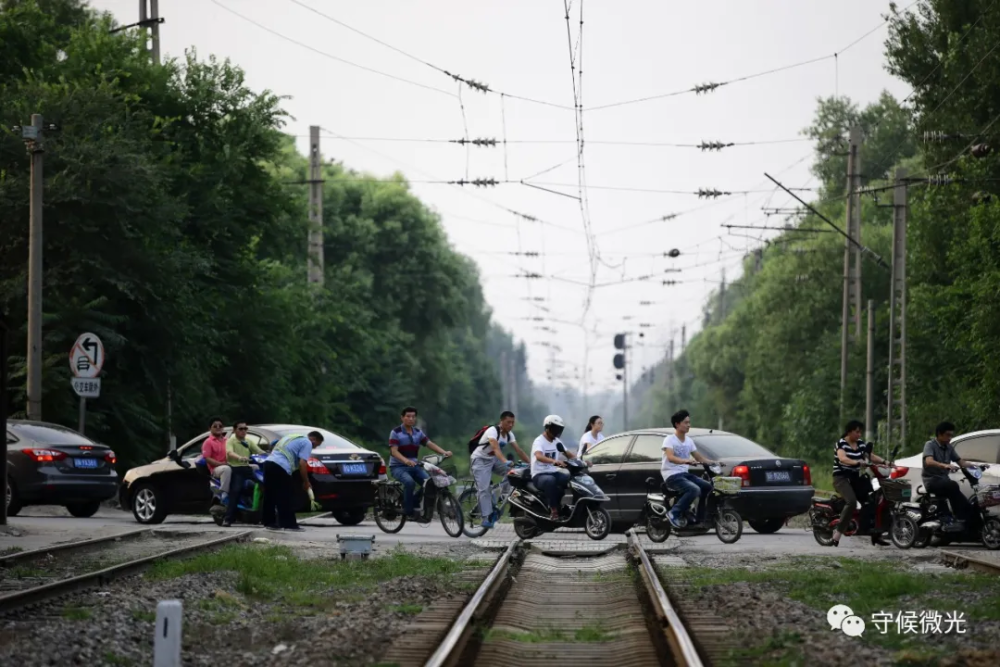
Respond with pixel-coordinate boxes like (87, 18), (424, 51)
(372, 455), (464, 538)
(458, 462), (528, 537)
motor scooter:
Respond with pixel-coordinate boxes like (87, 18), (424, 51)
(641, 464), (744, 544)
(372, 455), (464, 538)
(809, 445), (904, 546)
(195, 455), (266, 526)
(891, 463), (1000, 550)
(506, 459), (612, 540)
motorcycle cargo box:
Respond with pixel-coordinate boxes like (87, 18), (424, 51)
(880, 478), (912, 503)
(713, 476), (742, 495)
(976, 484), (1000, 509)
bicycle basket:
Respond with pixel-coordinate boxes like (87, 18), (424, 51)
(976, 484), (1000, 509)
(713, 476), (742, 495)
(880, 478), (912, 503)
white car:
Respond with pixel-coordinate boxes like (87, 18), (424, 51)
(873, 429), (1000, 497)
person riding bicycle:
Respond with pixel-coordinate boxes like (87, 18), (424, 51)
(530, 414), (577, 521)
(388, 406), (453, 520)
(662, 410), (718, 529)
(831, 419), (891, 547)
(471, 410), (530, 529)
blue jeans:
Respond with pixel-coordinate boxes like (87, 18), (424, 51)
(532, 472), (567, 510)
(391, 465), (430, 515)
(665, 472), (712, 524)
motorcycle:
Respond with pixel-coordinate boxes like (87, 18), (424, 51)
(506, 458), (612, 540)
(642, 464), (744, 544)
(809, 446), (904, 547)
(372, 455), (464, 538)
(195, 454), (266, 526)
(890, 463), (1000, 550)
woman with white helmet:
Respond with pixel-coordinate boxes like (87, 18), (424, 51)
(530, 414), (578, 521)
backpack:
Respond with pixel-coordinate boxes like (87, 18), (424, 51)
(467, 424), (499, 455)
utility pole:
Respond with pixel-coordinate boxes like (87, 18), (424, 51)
(509, 352), (519, 416)
(1, 310), (9, 525)
(865, 299), (875, 441)
(667, 337), (675, 392)
(886, 168), (908, 451)
(680, 324), (686, 354)
(719, 269), (727, 321)
(500, 350), (509, 409)
(307, 126), (325, 286)
(840, 125), (863, 422)
(25, 114), (44, 421)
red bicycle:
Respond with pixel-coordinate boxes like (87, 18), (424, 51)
(809, 446), (911, 546)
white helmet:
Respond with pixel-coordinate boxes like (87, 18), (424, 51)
(543, 414), (565, 436)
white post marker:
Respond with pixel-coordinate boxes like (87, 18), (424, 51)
(154, 600), (183, 667)
(69, 332), (104, 434)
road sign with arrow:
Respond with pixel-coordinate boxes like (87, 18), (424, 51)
(70, 332), (104, 379)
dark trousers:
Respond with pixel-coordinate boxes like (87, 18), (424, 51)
(924, 476), (973, 522)
(665, 473), (713, 524)
(532, 472), (567, 509)
(224, 466), (254, 523)
(391, 465), (430, 515)
(833, 474), (872, 531)
(262, 461), (298, 529)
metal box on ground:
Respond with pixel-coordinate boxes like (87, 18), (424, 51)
(336, 534), (375, 560)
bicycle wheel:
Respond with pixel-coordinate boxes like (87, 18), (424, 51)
(374, 484), (406, 534)
(437, 490), (464, 538)
(459, 486), (488, 538)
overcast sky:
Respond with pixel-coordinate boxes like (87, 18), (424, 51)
(92, 0), (912, 394)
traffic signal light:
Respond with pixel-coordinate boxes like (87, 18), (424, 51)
(614, 333), (625, 350)
(614, 353), (625, 370)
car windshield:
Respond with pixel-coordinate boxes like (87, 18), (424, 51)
(10, 423), (98, 446)
(695, 434), (775, 460)
(270, 427), (360, 451)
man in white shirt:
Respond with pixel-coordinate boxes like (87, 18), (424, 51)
(471, 411), (530, 528)
(661, 409), (716, 529)
(531, 415), (577, 520)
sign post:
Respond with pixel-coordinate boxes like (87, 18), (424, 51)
(70, 333), (104, 435)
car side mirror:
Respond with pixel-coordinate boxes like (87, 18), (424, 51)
(167, 449), (181, 463)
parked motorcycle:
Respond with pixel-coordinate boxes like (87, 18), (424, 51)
(195, 455), (266, 526)
(891, 463), (1000, 550)
(507, 458), (612, 540)
(642, 464), (744, 544)
(809, 446), (904, 547)
(372, 455), (464, 537)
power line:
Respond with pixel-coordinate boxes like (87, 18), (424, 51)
(209, 0), (456, 98)
(301, 134), (811, 148)
(284, 0), (574, 111)
(587, 2), (918, 112)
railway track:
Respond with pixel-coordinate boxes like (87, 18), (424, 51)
(382, 531), (708, 667)
(940, 550), (1000, 575)
(0, 528), (252, 614)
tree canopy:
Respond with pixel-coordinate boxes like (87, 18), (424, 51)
(0, 0), (539, 467)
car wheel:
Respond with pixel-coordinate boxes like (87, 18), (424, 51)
(332, 508), (367, 526)
(748, 518), (784, 534)
(6, 477), (22, 517)
(66, 502), (101, 518)
(131, 482), (167, 524)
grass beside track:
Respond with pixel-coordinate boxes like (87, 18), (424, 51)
(674, 557), (1000, 665)
(146, 543), (463, 612)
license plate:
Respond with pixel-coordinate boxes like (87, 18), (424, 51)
(341, 463), (367, 476)
(74, 457), (98, 469)
(765, 470), (791, 483)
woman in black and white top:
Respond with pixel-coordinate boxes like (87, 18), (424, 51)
(831, 419), (890, 546)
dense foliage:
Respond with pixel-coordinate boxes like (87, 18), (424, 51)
(0, 0), (541, 467)
(636, 0), (1000, 467)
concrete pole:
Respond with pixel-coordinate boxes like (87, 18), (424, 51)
(865, 300), (874, 442)
(307, 126), (325, 285)
(27, 114), (45, 421)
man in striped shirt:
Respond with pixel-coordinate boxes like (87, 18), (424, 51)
(831, 420), (890, 546)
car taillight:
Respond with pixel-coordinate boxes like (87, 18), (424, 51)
(732, 465), (751, 487)
(22, 448), (67, 463)
(378, 464), (386, 475)
(890, 466), (909, 479)
(105, 451), (117, 465)
(306, 458), (328, 474)
(802, 465), (811, 486)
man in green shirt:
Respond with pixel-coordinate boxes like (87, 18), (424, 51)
(222, 421), (265, 526)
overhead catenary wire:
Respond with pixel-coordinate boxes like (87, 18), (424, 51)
(284, 0), (574, 111)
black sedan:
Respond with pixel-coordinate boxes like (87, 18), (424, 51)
(119, 423), (385, 525)
(5, 420), (118, 517)
(581, 427), (813, 534)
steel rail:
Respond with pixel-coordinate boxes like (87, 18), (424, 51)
(941, 550), (1000, 575)
(627, 529), (704, 667)
(0, 527), (151, 566)
(424, 539), (520, 667)
(0, 530), (253, 613)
